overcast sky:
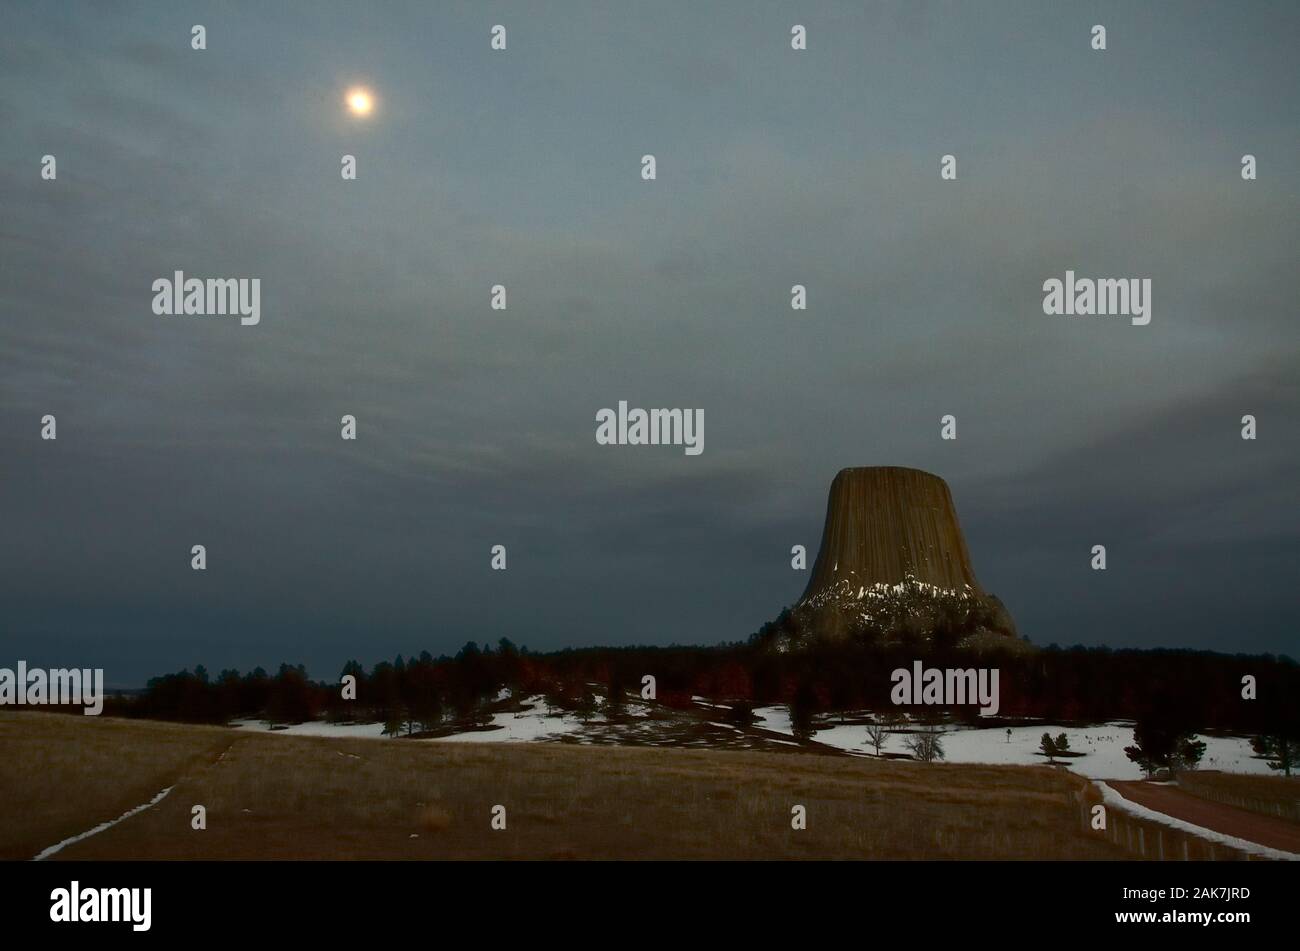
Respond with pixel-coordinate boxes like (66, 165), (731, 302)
(2, 1), (1297, 686)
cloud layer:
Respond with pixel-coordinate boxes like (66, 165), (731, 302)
(2, 1), (1297, 684)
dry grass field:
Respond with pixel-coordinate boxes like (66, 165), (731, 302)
(0, 711), (233, 861)
(1, 711), (1125, 860)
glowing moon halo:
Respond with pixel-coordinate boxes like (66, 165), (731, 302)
(346, 87), (374, 117)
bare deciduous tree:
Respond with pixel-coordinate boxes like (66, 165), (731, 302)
(903, 723), (945, 763)
(865, 711), (901, 756)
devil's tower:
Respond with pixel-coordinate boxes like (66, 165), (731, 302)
(801, 466), (982, 599)
(765, 466), (1017, 649)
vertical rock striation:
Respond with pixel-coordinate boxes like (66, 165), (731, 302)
(801, 466), (983, 599)
(764, 466), (1017, 650)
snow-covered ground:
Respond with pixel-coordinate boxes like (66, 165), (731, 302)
(753, 705), (793, 737)
(231, 694), (592, 743)
(231, 718), (390, 739)
(426, 696), (587, 743)
(692, 696), (732, 710)
(231, 700), (1274, 782)
(751, 707), (1274, 780)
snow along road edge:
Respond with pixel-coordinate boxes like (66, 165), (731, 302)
(1095, 781), (1299, 861)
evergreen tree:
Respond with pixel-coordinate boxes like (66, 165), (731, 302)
(575, 685), (598, 723)
(790, 682), (818, 740)
(1125, 715), (1206, 777)
(1251, 734), (1298, 776)
(605, 672), (624, 718)
(1040, 732), (1058, 764)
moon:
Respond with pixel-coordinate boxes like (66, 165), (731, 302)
(345, 87), (374, 117)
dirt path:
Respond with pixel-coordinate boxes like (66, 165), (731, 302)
(1110, 780), (1300, 854)
(34, 739), (239, 861)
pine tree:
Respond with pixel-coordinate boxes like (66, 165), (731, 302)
(605, 672), (624, 719)
(1039, 732), (1058, 764)
(576, 686), (597, 723)
(1125, 715), (1205, 777)
(1252, 734), (1298, 776)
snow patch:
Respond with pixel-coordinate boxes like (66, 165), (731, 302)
(33, 785), (175, 861)
(751, 707), (1273, 780)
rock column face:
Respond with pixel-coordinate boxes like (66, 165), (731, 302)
(761, 466), (1016, 649)
(801, 466), (983, 602)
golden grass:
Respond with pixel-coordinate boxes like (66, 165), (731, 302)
(0, 711), (233, 860)
(2, 711), (1125, 860)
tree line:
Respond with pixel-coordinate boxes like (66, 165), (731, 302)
(105, 637), (1298, 758)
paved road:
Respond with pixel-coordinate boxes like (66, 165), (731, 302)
(1110, 781), (1300, 854)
